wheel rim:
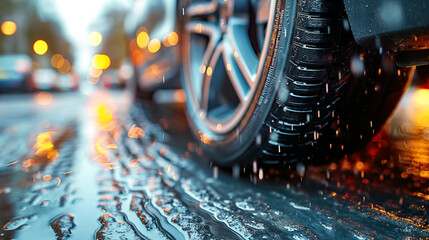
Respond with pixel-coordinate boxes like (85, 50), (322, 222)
(183, 0), (275, 135)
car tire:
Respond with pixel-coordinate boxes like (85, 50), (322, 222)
(181, 0), (415, 166)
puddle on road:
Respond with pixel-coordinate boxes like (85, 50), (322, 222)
(0, 90), (427, 239)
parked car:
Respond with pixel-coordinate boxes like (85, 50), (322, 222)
(0, 54), (33, 92)
(128, 0), (429, 166)
(117, 59), (134, 88)
(33, 68), (57, 91)
(98, 70), (116, 89)
(124, 0), (181, 98)
(56, 73), (80, 91)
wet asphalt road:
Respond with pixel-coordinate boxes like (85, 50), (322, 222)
(0, 89), (428, 239)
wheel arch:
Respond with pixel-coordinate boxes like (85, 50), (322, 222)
(344, 0), (429, 51)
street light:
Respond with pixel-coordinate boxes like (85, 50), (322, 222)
(92, 54), (110, 70)
(89, 31), (102, 47)
(137, 31), (149, 48)
(33, 40), (48, 55)
(1, 21), (17, 36)
(148, 38), (161, 53)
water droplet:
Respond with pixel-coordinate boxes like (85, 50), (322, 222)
(258, 168), (263, 180)
(235, 200), (255, 211)
(342, 18), (350, 31)
(351, 56), (364, 77)
(233, 164), (240, 179)
(213, 166), (218, 179)
(2, 216), (33, 231)
(51, 214), (75, 239)
(253, 160), (257, 174)
(296, 163), (305, 177)
(255, 134), (261, 146)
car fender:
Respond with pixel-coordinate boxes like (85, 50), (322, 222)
(344, 0), (429, 52)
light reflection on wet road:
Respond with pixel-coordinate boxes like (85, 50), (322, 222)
(0, 89), (428, 239)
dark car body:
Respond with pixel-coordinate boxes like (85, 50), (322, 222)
(344, 0), (429, 66)
(125, 0), (429, 92)
(0, 54), (32, 92)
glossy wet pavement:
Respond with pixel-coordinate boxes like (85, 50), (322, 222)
(0, 89), (428, 239)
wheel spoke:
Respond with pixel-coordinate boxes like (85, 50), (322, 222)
(222, 39), (249, 102)
(183, 0), (274, 134)
(201, 42), (223, 112)
(185, 21), (221, 107)
(185, 21), (221, 70)
(186, 0), (218, 17)
(227, 17), (259, 86)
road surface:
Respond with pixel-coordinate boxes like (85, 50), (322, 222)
(0, 89), (427, 239)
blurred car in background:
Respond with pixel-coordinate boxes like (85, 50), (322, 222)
(0, 54), (33, 92)
(117, 59), (134, 88)
(97, 67), (129, 89)
(124, 0), (180, 98)
(56, 73), (80, 91)
(33, 68), (57, 91)
(100, 70), (118, 89)
(34, 68), (80, 91)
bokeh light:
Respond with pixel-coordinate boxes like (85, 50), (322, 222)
(415, 109), (429, 127)
(173, 89), (186, 103)
(414, 89), (429, 105)
(87, 77), (99, 85)
(136, 31), (149, 48)
(129, 38), (138, 52)
(118, 63), (134, 80)
(128, 124), (145, 138)
(92, 54), (110, 70)
(58, 59), (71, 73)
(88, 31), (102, 46)
(89, 66), (103, 78)
(51, 54), (64, 68)
(34, 131), (58, 160)
(206, 67), (213, 76)
(131, 50), (144, 66)
(167, 32), (178, 46)
(35, 91), (53, 106)
(413, 89), (429, 127)
(33, 40), (48, 55)
(148, 38), (161, 53)
(96, 104), (114, 129)
(1, 21), (17, 36)
(15, 59), (31, 73)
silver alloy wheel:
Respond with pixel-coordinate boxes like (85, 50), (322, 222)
(183, 0), (275, 135)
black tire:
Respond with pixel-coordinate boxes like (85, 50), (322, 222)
(182, 0), (414, 166)
(255, 0), (415, 165)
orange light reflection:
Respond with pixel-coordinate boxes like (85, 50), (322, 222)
(35, 91), (53, 106)
(128, 124), (145, 138)
(33, 131), (58, 160)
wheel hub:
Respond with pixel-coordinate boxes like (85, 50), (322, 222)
(183, 0), (274, 135)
